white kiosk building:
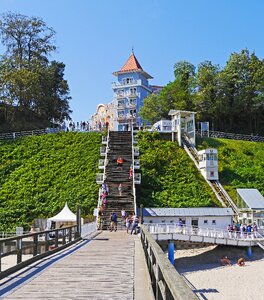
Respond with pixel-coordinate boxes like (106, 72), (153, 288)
(198, 148), (219, 180)
(168, 110), (196, 146)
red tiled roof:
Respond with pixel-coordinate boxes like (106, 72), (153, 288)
(120, 53), (143, 72)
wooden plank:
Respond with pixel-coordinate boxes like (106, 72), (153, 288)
(4, 231), (135, 299)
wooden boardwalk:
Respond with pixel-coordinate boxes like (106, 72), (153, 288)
(1, 231), (152, 300)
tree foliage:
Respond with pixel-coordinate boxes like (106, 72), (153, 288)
(140, 49), (264, 134)
(0, 12), (71, 132)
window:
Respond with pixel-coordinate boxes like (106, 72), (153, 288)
(212, 220), (216, 225)
(117, 100), (124, 107)
(161, 220), (165, 223)
(210, 171), (214, 177)
(130, 87), (136, 95)
(149, 220), (153, 223)
(118, 111), (125, 118)
(123, 78), (133, 85)
(204, 220), (208, 224)
(129, 109), (136, 117)
(170, 220), (174, 223)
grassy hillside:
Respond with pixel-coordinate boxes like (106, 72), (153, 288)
(197, 137), (264, 200)
(0, 132), (101, 231)
(137, 131), (219, 208)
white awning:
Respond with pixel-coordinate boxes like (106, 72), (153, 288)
(48, 202), (77, 222)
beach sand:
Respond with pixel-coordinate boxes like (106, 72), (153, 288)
(174, 245), (264, 300)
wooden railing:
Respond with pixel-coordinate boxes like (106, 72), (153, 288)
(140, 225), (198, 300)
(0, 225), (80, 279)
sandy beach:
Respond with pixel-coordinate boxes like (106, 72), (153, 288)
(174, 245), (264, 299)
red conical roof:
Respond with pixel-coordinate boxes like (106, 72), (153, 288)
(113, 53), (153, 79)
(120, 53), (143, 72)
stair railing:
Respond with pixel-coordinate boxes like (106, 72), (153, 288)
(96, 127), (110, 229)
(131, 126), (137, 214)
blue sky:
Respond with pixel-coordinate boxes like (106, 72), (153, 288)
(1, 0), (264, 122)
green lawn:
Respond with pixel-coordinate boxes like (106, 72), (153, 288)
(0, 132), (101, 231)
(137, 131), (219, 208)
(197, 137), (264, 201)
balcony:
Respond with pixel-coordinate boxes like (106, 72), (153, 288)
(127, 102), (136, 109)
(127, 92), (138, 98)
(116, 104), (125, 110)
(134, 173), (141, 184)
(112, 79), (141, 89)
(116, 94), (125, 99)
(96, 174), (104, 184)
(134, 159), (140, 169)
(117, 115), (125, 121)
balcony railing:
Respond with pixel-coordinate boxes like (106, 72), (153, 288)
(112, 79), (141, 88)
(116, 94), (125, 99)
(127, 102), (137, 108)
(116, 104), (125, 110)
(117, 115), (125, 121)
(127, 92), (138, 98)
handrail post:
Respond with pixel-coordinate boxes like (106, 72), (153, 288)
(76, 205), (81, 238)
(33, 234), (38, 256)
(17, 238), (22, 264)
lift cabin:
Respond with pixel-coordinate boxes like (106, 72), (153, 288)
(198, 148), (219, 180)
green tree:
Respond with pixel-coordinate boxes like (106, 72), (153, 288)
(0, 12), (71, 131)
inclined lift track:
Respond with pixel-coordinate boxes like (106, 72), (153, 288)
(182, 135), (239, 215)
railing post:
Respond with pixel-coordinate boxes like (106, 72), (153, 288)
(45, 232), (49, 252)
(33, 234), (38, 256)
(168, 240), (175, 266)
(76, 206), (81, 238)
(0, 242), (2, 272)
(17, 238), (22, 264)
(140, 204), (144, 224)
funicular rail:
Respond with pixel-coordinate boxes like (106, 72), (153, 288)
(181, 135), (238, 213)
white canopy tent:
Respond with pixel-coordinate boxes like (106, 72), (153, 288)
(47, 202), (83, 229)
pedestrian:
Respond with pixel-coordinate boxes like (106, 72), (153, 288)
(121, 208), (126, 225)
(129, 165), (133, 180)
(110, 212), (117, 232)
(130, 213), (139, 235)
(253, 222), (258, 238)
(117, 157), (124, 170)
(126, 215), (132, 233)
(118, 183), (123, 196)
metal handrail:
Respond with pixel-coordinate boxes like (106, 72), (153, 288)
(145, 223), (264, 241)
(131, 126), (137, 214)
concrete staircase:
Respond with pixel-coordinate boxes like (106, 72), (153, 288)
(100, 131), (135, 230)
